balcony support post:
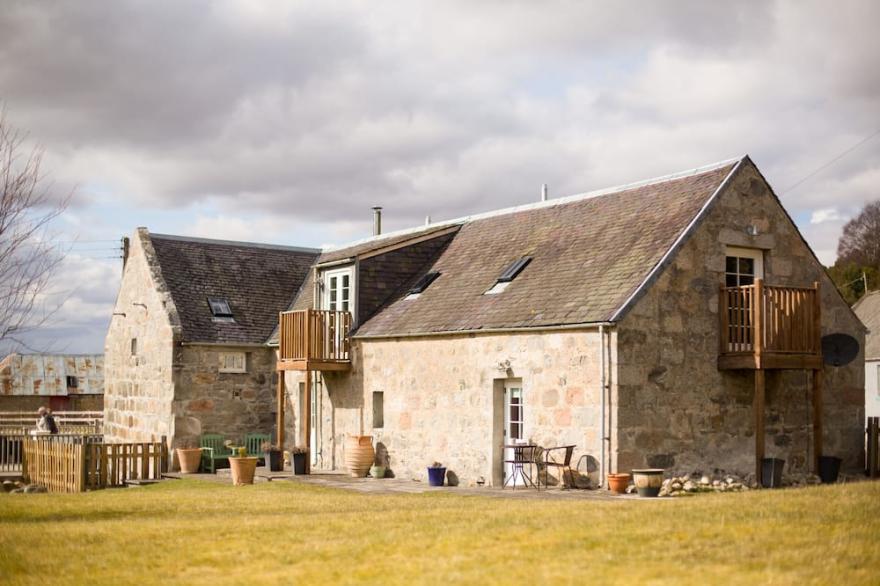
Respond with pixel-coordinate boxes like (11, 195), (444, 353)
(812, 368), (823, 473)
(304, 369), (312, 475)
(276, 369), (285, 449)
(754, 279), (763, 369)
(754, 369), (765, 486)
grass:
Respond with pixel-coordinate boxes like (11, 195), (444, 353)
(1, 479), (879, 585)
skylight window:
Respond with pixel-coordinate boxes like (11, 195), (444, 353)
(208, 297), (233, 319)
(485, 257), (532, 295)
(497, 257), (531, 282)
(409, 272), (440, 295)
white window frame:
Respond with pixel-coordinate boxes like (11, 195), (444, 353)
(219, 351), (247, 374)
(321, 266), (355, 315)
(725, 246), (764, 287)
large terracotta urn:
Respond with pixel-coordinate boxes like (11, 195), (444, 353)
(344, 435), (375, 478)
(176, 448), (202, 474)
(230, 457), (258, 486)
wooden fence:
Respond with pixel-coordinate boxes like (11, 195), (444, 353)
(1, 432), (102, 472)
(20, 436), (167, 493)
(868, 417), (880, 478)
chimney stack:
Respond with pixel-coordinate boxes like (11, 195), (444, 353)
(372, 206), (383, 236)
(541, 184), (548, 202)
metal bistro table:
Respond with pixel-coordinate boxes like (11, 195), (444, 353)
(502, 443), (539, 490)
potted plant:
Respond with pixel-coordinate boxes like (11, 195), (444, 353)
(229, 446), (258, 486)
(427, 461), (446, 487)
(631, 469), (664, 497)
(607, 472), (631, 495)
(262, 441), (284, 472)
(291, 446), (308, 475)
(175, 438), (202, 474)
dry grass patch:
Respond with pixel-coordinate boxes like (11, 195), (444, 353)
(1, 479), (878, 585)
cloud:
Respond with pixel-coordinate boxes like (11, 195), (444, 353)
(1, 0), (879, 352)
(810, 208), (844, 225)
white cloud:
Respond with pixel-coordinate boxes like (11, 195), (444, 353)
(810, 208), (843, 225)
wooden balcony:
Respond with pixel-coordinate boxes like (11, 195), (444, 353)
(277, 309), (352, 371)
(718, 279), (822, 370)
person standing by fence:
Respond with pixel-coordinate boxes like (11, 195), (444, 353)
(35, 407), (59, 434)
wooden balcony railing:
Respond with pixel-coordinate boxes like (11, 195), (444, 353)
(719, 279), (822, 369)
(278, 309), (352, 370)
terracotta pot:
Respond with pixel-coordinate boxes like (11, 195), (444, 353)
(230, 457), (258, 485)
(176, 448), (202, 474)
(607, 473), (631, 495)
(344, 435), (375, 478)
(631, 469), (664, 497)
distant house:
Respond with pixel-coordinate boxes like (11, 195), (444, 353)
(273, 156), (865, 486)
(854, 290), (880, 419)
(0, 353), (103, 412)
(102, 230), (318, 451)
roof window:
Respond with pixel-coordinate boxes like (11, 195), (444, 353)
(485, 257), (531, 295)
(208, 297), (234, 319)
(408, 272), (440, 296)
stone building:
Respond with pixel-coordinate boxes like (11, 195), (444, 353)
(273, 156), (865, 486)
(103, 229), (318, 454)
(0, 353), (103, 412)
(854, 290), (880, 419)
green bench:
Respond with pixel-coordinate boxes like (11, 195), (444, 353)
(199, 433), (271, 473)
(245, 433), (271, 464)
(200, 434), (232, 474)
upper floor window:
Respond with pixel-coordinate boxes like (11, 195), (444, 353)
(66, 376), (78, 389)
(485, 256), (532, 295)
(725, 247), (763, 287)
(219, 352), (247, 374)
(323, 267), (353, 313)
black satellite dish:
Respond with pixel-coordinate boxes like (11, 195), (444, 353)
(821, 333), (860, 367)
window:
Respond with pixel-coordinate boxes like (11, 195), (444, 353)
(409, 272), (440, 295)
(485, 257), (531, 295)
(66, 376), (78, 389)
(876, 364), (880, 396)
(323, 268), (353, 313)
(219, 352), (247, 373)
(130, 338), (138, 356)
(725, 247), (764, 287)
(372, 391), (384, 428)
(208, 297), (234, 319)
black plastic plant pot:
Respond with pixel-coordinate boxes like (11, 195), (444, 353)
(266, 450), (283, 472)
(818, 456), (842, 484)
(762, 458), (785, 488)
(293, 453), (307, 475)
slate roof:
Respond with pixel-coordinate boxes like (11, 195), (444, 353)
(353, 159), (738, 336)
(854, 290), (880, 360)
(149, 234), (319, 344)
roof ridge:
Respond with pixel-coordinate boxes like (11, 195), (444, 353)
(321, 156), (745, 254)
(149, 232), (320, 254)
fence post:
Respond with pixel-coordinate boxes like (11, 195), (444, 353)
(78, 440), (87, 492)
(160, 435), (168, 474)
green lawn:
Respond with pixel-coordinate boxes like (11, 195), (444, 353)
(1, 479), (879, 585)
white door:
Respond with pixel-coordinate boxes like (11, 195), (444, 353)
(322, 267), (353, 313)
(503, 382), (525, 486)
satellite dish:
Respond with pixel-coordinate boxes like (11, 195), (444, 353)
(821, 334), (860, 367)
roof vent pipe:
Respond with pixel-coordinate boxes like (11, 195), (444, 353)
(372, 206), (383, 236)
(541, 184), (548, 202)
(425, 215), (431, 226)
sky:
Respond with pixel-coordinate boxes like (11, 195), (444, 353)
(0, 0), (878, 354)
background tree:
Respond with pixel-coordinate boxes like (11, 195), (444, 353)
(837, 200), (880, 267)
(829, 200), (880, 304)
(0, 112), (68, 350)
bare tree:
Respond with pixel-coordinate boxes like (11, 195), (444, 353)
(0, 112), (69, 349)
(837, 200), (880, 267)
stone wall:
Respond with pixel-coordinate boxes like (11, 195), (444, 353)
(103, 229), (180, 445)
(615, 160), (865, 476)
(285, 329), (612, 486)
(173, 345), (277, 445)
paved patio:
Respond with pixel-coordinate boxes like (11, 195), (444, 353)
(163, 467), (652, 501)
